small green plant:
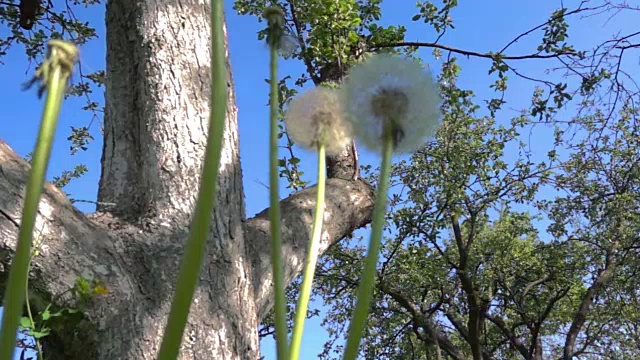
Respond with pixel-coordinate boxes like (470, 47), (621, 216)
(20, 304), (79, 351)
(19, 274), (107, 360)
(21, 229), (47, 360)
(71, 276), (110, 301)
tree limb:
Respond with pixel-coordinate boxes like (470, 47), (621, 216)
(485, 314), (529, 359)
(0, 139), (138, 358)
(246, 178), (375, 319)
(563, 251), (618, 359)
(379, 283), (463, 360)
(450, 214), (485, 360)
(372, 2), (612, 62)
(372, 41), (575, 60)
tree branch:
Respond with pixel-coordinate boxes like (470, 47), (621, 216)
(285, 0), (321, 85)
(245, 178), (374, 319)
(371, 41), (575, 60)
(450, 214), (485, 360)
(0, 139), (137, 358)
(371, 2), (612, 62)
(485, 314), (529, 359)
(498, 2), (608, 54)
(529, 287), (570, 358)
(563, 250), (618, 359)
(379, 283), (463, 360)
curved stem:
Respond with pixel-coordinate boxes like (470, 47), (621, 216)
(288, 144), (326, 360)
(156, 1), (227, 358)
(24, 253), (44, 360)
(342, 133), (394, 360)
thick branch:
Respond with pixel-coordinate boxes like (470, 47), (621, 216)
(529, 287), (570, 359)
(379, 283), (463, 360)
(450, 215), (485, 360)
(563, 254), (618, 359)
(444, 300), (494, 360)
(245, 178), (374, 319)
(485, 314), (529, 359)
(0, 139), (136, 358)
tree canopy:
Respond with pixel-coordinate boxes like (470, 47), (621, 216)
(235, 1), (639, 359)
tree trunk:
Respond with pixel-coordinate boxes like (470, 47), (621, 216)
(0, 1), (374, 359)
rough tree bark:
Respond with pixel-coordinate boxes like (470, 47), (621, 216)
(0, 1), (374, 359)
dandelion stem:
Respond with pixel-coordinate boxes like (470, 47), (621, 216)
(267, 16), (289, 360)
(289, 144), (326, 360)
(156, 0), (227, 357)
(342, 129), (394, 360)
(25, 251), (44, 360)
(0, 41), (76, 360)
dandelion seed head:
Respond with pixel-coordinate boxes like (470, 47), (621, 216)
(284, 87), (352, 155)
(342, 53), (441, 153)
(371, 88), (409, 120)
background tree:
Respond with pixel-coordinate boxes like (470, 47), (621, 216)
(235, 1), (640, 359)
(0, 0), (373, 359)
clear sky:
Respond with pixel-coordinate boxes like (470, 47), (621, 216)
(0, 1), (637, 359)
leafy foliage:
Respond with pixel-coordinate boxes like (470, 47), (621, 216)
(238, 1), (640, 359)
(236, 0), (410, 189)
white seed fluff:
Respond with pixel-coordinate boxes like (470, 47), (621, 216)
(284, 86), (352, 155)
(341, 53), (441, 154)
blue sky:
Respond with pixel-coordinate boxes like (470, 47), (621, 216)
(0, 1), (638, 359)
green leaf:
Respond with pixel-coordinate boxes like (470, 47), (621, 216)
(19, 317), (32, 329)
(31, 329), (51, 339)
(41, 308), (50, 321)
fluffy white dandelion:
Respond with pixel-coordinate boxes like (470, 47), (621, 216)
(341, 53), (441, 154)
(284, 86), (352, 155)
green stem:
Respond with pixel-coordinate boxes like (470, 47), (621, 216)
(288, 144), (326, 360)
(268, 33), (289, 360)
(342, 132), (394, 360)
(156, 1), (227, 359)
(24, 253), (44, 360)
(0, 67), (67, 360)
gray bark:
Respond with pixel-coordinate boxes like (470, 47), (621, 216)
(0, 0), (374, 359)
